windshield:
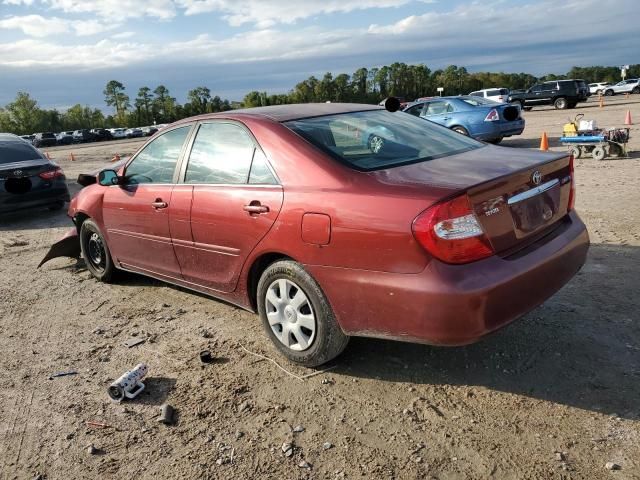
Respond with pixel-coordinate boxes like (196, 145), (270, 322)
(285, 109), (482, 171)
(0, 141), (43, 164)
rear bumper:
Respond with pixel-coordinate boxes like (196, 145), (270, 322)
(473, 119), (525, 141)
(0, 180), (70, 214)
(307, 211), (589, 346)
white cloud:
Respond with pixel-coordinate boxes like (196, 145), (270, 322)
(44, 0), (176, 19)
(0, 15), (69, 37)
(176, 0), (418, 27)
(0, 14), (120, 37)
(111, 31), (136, 39)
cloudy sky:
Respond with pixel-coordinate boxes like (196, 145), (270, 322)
(0, 0), (636, 110)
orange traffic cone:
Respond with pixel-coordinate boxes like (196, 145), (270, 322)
(70, 152), (75, 162)
(45, 152), (51, 160)
(111, 153), (121, 163)
(598, 95), (604, 108)
(625, 110), (633, 125)
(539, 131), (549, 151)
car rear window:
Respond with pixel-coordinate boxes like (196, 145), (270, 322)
(461, 96), (498, 106)
(0, 141), (43, 164)
(285, 109), (482, 172)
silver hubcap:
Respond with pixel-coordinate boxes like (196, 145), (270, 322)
(265, 279), (316, 351)
(369, 135), (384, 153)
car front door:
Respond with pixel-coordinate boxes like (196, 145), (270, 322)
(420, 100), (456, 127)
(526, 84), (547, 105)
(174, 121), (283, 293)
(102, 125), (193, 279)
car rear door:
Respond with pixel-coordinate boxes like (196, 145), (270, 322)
(420, 100), (456, 127)
(102, 125), (193, 279)
(174, 121), (283, 293)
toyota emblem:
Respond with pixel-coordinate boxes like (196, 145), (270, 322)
(531, 170), (542, 185)
(13, 170), (23, 177)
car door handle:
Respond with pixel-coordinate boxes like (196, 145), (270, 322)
(151, 200), (168, 209)
(243, 204), (269, 214)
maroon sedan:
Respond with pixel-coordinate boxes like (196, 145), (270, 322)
(57, 103), (588, 366)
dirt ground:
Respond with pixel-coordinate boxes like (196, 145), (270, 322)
(1, 97), (639, 480)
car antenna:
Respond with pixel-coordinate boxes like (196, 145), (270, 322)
(384, 97), (401, 112)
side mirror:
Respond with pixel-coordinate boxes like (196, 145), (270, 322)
(98, 169), (120, 186)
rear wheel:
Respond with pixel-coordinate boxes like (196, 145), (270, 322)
(604, 89), (614, 96)
(554, 97), (568, 110)
(257, 260), (349, 367)
(80, 219), (115, 282)
(608, 143), (622, 157)
(592, 146), (606, 161)
(451, 126), (469, 136)
(568, 102), (577, 109)
(488, 137), (503, 145)
(632, 87), (640, 94)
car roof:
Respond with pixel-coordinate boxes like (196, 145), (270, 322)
(184, 103), (383, 123)
(0, 133), (23, 143)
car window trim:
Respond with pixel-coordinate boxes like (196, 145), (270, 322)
(123, 123), (196, 185)
(177, 119), (281, 186)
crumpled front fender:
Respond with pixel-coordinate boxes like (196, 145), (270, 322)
(38, 227), (80, 268)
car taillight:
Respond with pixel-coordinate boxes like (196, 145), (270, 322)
(412, 195), (494, 264)
(39, 168), (64, 180)
(567, 155), (576, 211)
(484, 108), (499, 122)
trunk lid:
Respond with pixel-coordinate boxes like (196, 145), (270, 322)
(0, 159), (52, 178)
(371, 145), (573, 254)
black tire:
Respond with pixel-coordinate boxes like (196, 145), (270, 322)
(608, 143), (622, 158)
(257, 260), (349, 367)
(488, 137), (503, 144)
(592, 146), (606, 161)
(80, 219), (115, 282)
(569, 146), (582, 159)
(451, 126), (469, 136)
(48, 201), (65, 211)
(632, 87), (640, 94)
(554, 97), (568, 110)
(604, 89), (614, 96)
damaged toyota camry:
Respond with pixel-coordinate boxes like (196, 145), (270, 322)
(42, 102), (589, 366)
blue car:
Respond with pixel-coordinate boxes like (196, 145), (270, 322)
(403, 96), (525, 144)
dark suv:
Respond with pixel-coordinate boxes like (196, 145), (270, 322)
(90, 128), (113, 141)
(508, 79), (590, 110)
(73, 129), (97, 143)
(33, 132), (58, 147)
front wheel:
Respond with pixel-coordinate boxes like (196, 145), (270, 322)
(451, 126), (469, 136)
(80, 219), (115, 282)
(569, 146), (582, 159)
(257, 260), (349, 367)
(632, 87), (640, 94)
(592, 146), (606, 161)
(604, 89), (614, 96)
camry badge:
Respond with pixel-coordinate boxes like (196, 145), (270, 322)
(531, 170), (542, 185)
(13, 170), (23, 177)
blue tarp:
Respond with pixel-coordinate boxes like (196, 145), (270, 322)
(560, 135), (605, 143)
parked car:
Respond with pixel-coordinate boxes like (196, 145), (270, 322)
(46, 103), (588, 366)
(469, 88), (510, 103)
(33, 132), (57, 148)
(588, 82), (610, 95)
(125, 128), (143, 138)
(73, 129), (96, 143)
(20, 134), (35, 143)
(403, 95), (524, 144)
(110, 128), (127, 139)
(508, 79), (590, 110)
(141, 126), (158, 137)
(90, 128), (113, 141)
(0, 133), (70, 214)
(56, 131), (74, 145)
(602, 79), (640, 96)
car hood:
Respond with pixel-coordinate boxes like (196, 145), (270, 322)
(369, 145), (567, 191)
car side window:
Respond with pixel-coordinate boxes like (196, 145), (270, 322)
(125, 126), (191, 184)
(530, 84), (543, 92)
(249, 149), (278, 185)
(185, 122), (255, 184)
(425, 101), (454, 116)
(404, 103), (425, 117)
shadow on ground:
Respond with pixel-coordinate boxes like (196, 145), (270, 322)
(333, 243), (640, 420)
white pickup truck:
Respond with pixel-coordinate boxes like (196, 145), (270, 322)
(603, 79), (640, 96)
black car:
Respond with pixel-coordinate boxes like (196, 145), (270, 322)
(508, 79), (590, 110)
(56, 131), (74, 145)
(33, 132), (58, 147)
(73, 129), (97, 143)
(0, 133), (70, 214)
(90, 128), (113, 141)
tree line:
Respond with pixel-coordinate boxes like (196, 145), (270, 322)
(0, 63), (637, 135)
